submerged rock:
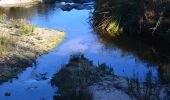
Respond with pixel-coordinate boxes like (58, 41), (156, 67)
(5, 92), (11, 96)
(59, 0), (95, 3)
(57, 2), (93, 11)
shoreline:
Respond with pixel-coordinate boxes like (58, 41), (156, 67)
(0, 0), (43, 7)
(0, 19), (65, 83)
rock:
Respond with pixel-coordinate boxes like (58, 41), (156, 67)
(58, 2), (93, 11)
(60, 4), (74, 11)
(5, 92), (11, 96)
(89, 85), (132, 100)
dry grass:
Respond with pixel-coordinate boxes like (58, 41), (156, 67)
(0, 18), (65, 67)
(0, 17), (65, 83)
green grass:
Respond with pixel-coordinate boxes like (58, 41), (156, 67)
(107, 20), (123, 37)
(0, 34), (12, 56)
(7, 19), (36, 35)
(0, 14), (6, 24)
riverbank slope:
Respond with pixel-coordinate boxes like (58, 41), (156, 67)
(0, 19), (65, 82)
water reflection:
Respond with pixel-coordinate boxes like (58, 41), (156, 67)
(90, 0), (170, 83)
(51, 55), (94, 100)
(51, 55), (113, 100)
(0, 3), (57, 19)
(0, 2), (169, 100)
(95, 34), (170, 83)
(51, 55), (169, 100)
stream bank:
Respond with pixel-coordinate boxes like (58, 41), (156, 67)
(0, 2), (169, 100)
(0, 18), (65, 83)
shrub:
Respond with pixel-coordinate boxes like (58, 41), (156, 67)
(92, 0), (170, 37)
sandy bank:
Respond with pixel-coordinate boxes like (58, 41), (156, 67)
(0, 19), (65, 82)
(0, 0), (43, 7)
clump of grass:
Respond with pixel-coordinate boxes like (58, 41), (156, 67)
(0, 14), (6, 24)
(8, 19), (35, 35)
(0, 33), (12, 56)
(107, 20), (123, 37)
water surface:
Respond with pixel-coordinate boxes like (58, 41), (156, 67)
(0, 3), (169, 100)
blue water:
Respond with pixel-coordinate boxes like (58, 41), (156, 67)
(0, 3), (159, 100)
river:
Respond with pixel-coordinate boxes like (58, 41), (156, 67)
(0, 2), (169, 100)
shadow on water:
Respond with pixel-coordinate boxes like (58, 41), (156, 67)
(95, 33), (170, 83)
(90, 0), (170, 83)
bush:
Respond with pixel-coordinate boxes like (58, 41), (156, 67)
(91, 0), (170, 37)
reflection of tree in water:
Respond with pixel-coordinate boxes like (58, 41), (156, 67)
(51, 55), (94, 100)
(51, 55), (113, 100)
(51, 55), (170, 99)
(158, 64), (170, 83)
(0, 6), (37, 19)
(97, 34), (170, 83)
(90, 0), (170, 83)
(0, 3), (57, 19)
(90, 0), (170, 82)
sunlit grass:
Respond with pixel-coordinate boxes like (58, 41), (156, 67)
(107, 20), (123, 37)
(0, 14), (6, 23)
(0, 33), (12, 56)
(7, 19), (35, 35)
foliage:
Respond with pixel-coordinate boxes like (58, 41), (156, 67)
(91, 0), (170, 37)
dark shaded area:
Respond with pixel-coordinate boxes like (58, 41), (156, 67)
(90, 0), (170, 83)
(0, 3), (56, 19)
(91, 0), (170, 40)
(57, 0), (94, 3)
(51, 55), (113, 100)
(96, 33), (170, 83)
